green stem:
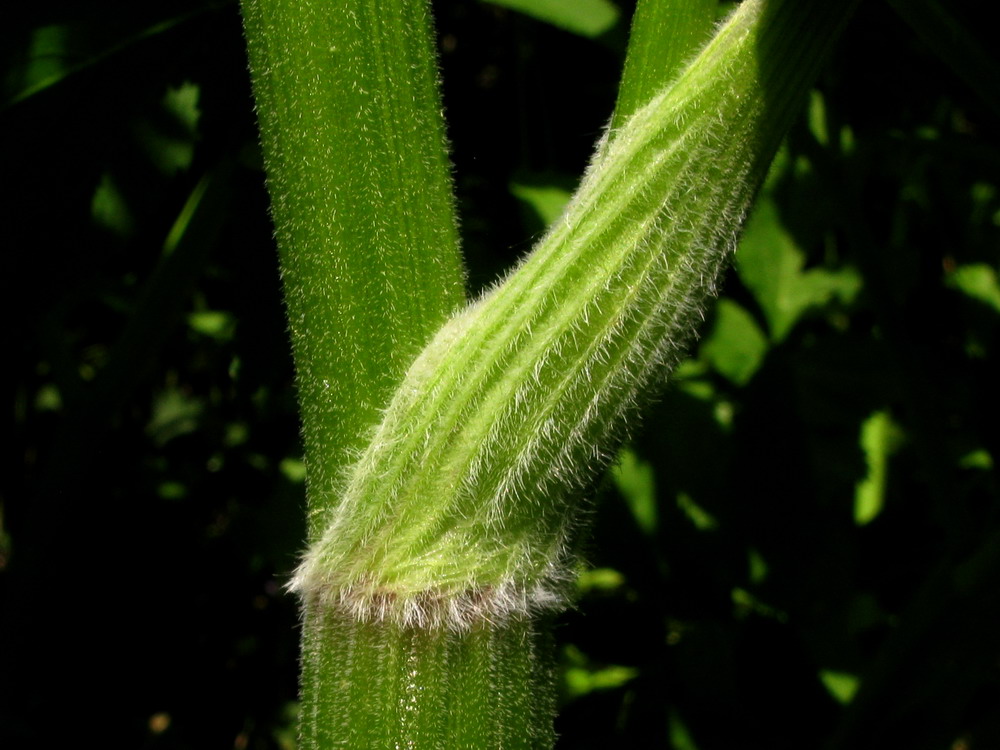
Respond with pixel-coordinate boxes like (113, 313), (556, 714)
(240, 0), (466, 541)
(612, 0), (717, 129)
(243, 0), (858, 746)
(301, 610), (556, 748)
(240, 0), (467, 748)
(291, 1), (855, 742)
(294, 0), (859, 631)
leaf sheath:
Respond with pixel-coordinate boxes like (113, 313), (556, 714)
(293, 0), (859, 631)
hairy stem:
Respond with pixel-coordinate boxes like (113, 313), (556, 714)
(244, 0), (857, 746)
(294, 0), (858, 631)
(241, 0), (466, 747)
(241, 0), (466, 541)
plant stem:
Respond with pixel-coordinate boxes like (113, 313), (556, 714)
(244, 0), (858, 746)
(294, 0), (859, 631)
(612, 0), (717, 129)
(302, 607), (556, 748)
(240, 0), (466, 541)
(241, 1), (467, 747)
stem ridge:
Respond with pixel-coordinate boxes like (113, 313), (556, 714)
(290, 0), (859, 633)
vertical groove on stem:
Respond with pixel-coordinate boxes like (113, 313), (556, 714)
(301, 609), (556, 748)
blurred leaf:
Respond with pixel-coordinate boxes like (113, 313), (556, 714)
(91, 173), (135, 237)
(819, 670), (860, 705)
(970, 182), (998, 225)
(280, 457), (307, 483)
(147, 385), (203, 446)
(273, 701), (300, 750)
(612, 446), (657, 534)
(854, 410), (904, 526)
(164, 171), (212, 255)
(136, 82), (201, 175)
(165, 81), (200, 133)
(700, 299), (768, 385)
(188, 310), (236, 341)
(510, 181), (572, 227)
(576, 567), (626, 593)
(748, 548), (768, 584)
(673, 359), (716, 401)
(3, 8), (218, 108)
(669, 708), (701, 750)
(737, 197), (861, 341)
(563, 645), (638, 699)
(947, 263), (1000, 314)
(157, 481), (188, 499)
(731, 587), (787, 622)
(807, 90), (829, 146)
(959, 449), (993, 470)
(677, 491), (718, 532)
(483, 0), (620, 38)
(16, 26), (71, 99)
(224, 421), (250, 447)
(34, 384), (62, 412)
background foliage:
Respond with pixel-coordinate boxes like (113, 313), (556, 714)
(3, 0), (999, 748)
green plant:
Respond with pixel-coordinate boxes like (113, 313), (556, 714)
(242, 0), (857, 744)
(5, 0), (1000, 747)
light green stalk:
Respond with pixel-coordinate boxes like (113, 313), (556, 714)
(293, 0), (858, 632)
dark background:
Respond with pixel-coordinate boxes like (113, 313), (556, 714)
(3, 1), (999, 748)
